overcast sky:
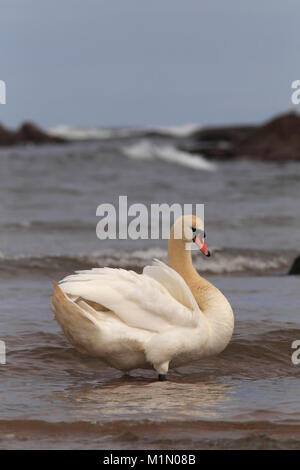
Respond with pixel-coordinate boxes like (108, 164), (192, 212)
(0, 0), (299, 129)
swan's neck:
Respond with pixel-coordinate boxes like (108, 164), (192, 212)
(168, 236), (234, 353)
(168, 237), (215, 311)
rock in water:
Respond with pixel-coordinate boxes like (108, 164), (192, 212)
(183, 111), (300, 162)
(0, 121), (65, 146)
(234, 112), (300, 161)
(289, 255), (300, 275)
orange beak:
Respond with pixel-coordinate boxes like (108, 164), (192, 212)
(193, 234), (211, 257)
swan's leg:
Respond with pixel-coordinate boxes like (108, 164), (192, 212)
(154, 361), (169, 381)
(158, 374), (167, 381)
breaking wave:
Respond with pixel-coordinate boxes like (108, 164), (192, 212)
(48, 123), (201, 141)
(0, 247), (294, 278)
(121, 140), (215, 170)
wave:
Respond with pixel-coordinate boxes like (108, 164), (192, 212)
(89, 247), (293, 274)
(47, 126), (212, 170)
(121, 140), (215, 170)
(48, 125), (136, 141)
(0, 247), (294, 277)
(148, 123), (201, 137)
(48, 123), (201, 141)
(0, 220), (94, 232)
(1, 418), (299, 450)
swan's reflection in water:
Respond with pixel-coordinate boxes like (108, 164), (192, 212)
(65, 379), (236, 422)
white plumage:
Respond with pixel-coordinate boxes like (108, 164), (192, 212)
(52, 215), (234, 378)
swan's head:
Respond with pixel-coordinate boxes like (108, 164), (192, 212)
(172, 215), (210, 256)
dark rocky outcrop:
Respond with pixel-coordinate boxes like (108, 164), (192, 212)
(0, 124), (16, 145)
(185, 111), (300, 162)
(234, 112), (300, 161)
(191, 125), (255, 144)
(288, 255), (300, 275)
(0, 121), (65, 146)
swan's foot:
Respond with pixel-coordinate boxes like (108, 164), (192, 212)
(158, 374), (167, 381)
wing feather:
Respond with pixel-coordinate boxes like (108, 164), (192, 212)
(59, 263), (200, 332)
(143, 259), (199, 312)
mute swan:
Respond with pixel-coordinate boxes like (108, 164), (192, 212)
(52, 215), (234, 380)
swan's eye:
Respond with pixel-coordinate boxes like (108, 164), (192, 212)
(192, 227), (196, 232)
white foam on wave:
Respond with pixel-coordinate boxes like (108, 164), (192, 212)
(91, 247), (167, 268)
(151, 123), (201, 137)
(0, 247), (293, 275)
(193, 252), (291, 274)
(48, 125), (133, 141)
(48, 123), (201, 141)
(122, 140), (215, 171)
(88, 247), (293, 274)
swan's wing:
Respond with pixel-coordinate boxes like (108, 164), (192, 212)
(143, 259), (199, 313)
(59, 266), (200, 333)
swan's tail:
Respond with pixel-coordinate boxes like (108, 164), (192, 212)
(51, 281), (103, 355)
(51, 281), (150, 370)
